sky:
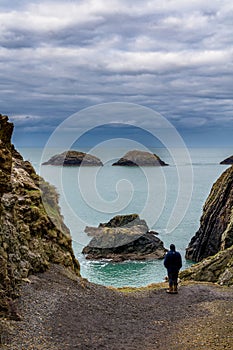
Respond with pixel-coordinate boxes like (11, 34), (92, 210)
(0, 0), (233, 147)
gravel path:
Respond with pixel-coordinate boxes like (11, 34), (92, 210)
(1, 264), (233, 350)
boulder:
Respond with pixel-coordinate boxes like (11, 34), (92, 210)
(185, 165), (233, 262)
(112, 150), (168, 166)
(82, 214), (167, 261)
(220, 155), (233, 165)
(42, 150), (103, 166)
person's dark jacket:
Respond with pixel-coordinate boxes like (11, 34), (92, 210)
(164, 250), (182, 273)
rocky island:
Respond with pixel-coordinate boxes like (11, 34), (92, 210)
(112, 150), (168, 166)
(42, 150), (103, 166)
(220, 155), (233, 165)
(82, 214), (167, 261)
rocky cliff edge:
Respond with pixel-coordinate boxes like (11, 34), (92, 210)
(181, 165), (233, 285)
(0, 114), (80, 318)
(185, 165), (233, 262)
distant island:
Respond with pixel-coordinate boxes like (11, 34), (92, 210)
(42, 150), (103, 166)
(220, 155), (233, 165)
(82, 214), (167, 261)
(112, 150), (168, 166)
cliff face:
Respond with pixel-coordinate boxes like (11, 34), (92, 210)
(182, 164), (233, 286)
(186, 165), (233, 262)
(0, 114), (80, 316)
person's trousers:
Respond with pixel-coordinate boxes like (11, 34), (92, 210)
(168, 270), (179, 287)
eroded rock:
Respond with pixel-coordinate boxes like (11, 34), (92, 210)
(0, 114), (80, 318)
(112, 150), (168, 166)
(181, 245), (233, 286)
(82, 214), (167, 261)
(182, 165), (233, 286)
(42, 150), (103, 166)
(185, 165), (233, 262)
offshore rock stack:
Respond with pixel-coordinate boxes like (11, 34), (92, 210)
(82, 214), (167, 261)
(112, 150), (168, 166)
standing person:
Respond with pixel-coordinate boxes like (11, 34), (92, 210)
(164, 244), (182, 294)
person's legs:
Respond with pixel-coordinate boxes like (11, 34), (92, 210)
(167, 271), (178, 293)
(167, 272), (174, 293)
(171, 271), (178, 293)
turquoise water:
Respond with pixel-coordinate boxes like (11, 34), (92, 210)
(19, 147), (232, 287)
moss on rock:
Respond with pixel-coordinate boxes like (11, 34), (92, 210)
(181, 245), (233, 286)
(0, 114), (80, 318)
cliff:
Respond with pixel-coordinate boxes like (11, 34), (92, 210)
(185, 165), (233, 262)
(182, 165), (233, 285)
(0, 114), (80, 318)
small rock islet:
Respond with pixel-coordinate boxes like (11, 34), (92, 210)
(82, 214), (167, 262)
(112, 150), (168, 166)
(42, 150), (103, 166)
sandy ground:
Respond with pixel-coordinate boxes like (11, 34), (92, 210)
(1, 264), (233, 350)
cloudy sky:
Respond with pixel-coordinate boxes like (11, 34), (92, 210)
(0, 0), (233, 147)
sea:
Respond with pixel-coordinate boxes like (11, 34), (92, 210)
(18, 146), (232, 288)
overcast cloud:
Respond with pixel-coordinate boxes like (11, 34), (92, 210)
(0, 0), (233, 146)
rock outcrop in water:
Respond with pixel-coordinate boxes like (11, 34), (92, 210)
(220, 155), (233, 165)
(82, 214), (167, 261)
(181, 165), (233, 286)
(112, 150), (168, 166)
(42, 150), (103, 166)
(0, 114), (80, 318)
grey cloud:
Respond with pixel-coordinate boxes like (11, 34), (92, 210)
(0, 0), (233, 146)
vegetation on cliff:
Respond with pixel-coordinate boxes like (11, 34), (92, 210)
(181, 245), (233, 285)
(0, 114), (80, 318)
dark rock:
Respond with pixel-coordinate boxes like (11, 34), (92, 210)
(42, 150), (103, 166)
(99, 213), (147, 229)
(181, 245), (233, 286)
(185, 165), (233, 262)
(0, 114), (14, 193)
(112, 150), (168, 166)
(220, 155), (233, 165)
(182, 164), (233, 286)
(82, 214), (167, 261)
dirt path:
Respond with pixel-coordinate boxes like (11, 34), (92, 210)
(1, 264), (233, 350)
